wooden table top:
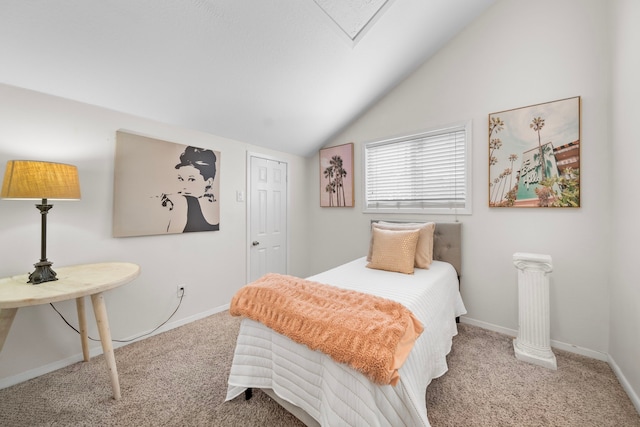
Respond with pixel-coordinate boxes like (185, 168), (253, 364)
(0, 262), (141, 309)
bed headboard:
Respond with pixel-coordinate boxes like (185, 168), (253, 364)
(371, 221), (462, 277)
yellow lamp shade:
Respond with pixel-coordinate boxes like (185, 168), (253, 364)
(1, 160), (81, 200)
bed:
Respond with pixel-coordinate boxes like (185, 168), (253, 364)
(225, 222), (465, 426)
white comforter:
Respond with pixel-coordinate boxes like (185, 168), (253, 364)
(225, 257), (467, 426)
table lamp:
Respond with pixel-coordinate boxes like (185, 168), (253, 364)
(1, 160), (81, 284)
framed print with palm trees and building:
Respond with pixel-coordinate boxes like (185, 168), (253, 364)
(489, 96), (581, 208)
(320, 143), (354, 207)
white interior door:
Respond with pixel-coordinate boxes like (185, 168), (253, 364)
(249, 155), (288, 282)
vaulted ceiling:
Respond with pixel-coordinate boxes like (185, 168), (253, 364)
(0, 0), (495, 157)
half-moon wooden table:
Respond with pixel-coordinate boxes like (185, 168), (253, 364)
(0, 262), (141, 400)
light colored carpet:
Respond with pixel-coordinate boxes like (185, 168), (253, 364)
(0, 311), (638, 426)
(426, 324), (640, 427)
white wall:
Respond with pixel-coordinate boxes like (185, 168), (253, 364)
(610, 0), (640, 411)
(0, 84), (309, 385)
(310, 0), (612, 355)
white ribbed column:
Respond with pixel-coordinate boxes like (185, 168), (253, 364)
(513, 252), (557, 370)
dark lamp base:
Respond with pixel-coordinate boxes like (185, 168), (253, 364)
(28, 261), (58, 284)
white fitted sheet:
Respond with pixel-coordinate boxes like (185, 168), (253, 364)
(225, 257), (467, 426)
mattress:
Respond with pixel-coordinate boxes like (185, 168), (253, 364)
(225, 257), (467, 426)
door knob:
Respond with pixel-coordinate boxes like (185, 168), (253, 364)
(252, 241), (260, 246)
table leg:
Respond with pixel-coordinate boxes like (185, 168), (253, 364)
(76, 297), (90, 362)
(90, 292), (121, 400)
(0, 308), (18, 353)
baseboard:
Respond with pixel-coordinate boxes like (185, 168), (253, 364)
(137, 303), (230, 338)
(608, 354), (640, 414)
(459, 316), (517, 338)
(0, 303), (231, 390)
(0, 354), (87, 390)
(459, 316), (608, 361)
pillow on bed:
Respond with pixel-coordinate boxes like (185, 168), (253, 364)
(367, 221), (436, 269)
(366, 227), (420, 274)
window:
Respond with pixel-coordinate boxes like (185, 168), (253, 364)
(363, 121), (472, 215)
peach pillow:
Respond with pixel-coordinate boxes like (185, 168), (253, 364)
(367, 222), (435, 269)
(366, 228), (420, 274)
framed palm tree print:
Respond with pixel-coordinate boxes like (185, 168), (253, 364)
(489, 96), (581, 208)
(320, 143), (354, 207)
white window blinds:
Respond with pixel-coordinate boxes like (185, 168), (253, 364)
(364, 122), (471, 214)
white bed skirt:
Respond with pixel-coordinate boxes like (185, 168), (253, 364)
(226, 258), (467, 427)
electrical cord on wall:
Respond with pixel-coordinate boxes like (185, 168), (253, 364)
(49, 290), (184, 343)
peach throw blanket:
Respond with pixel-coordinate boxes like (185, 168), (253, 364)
(230, 273), (424, 386)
